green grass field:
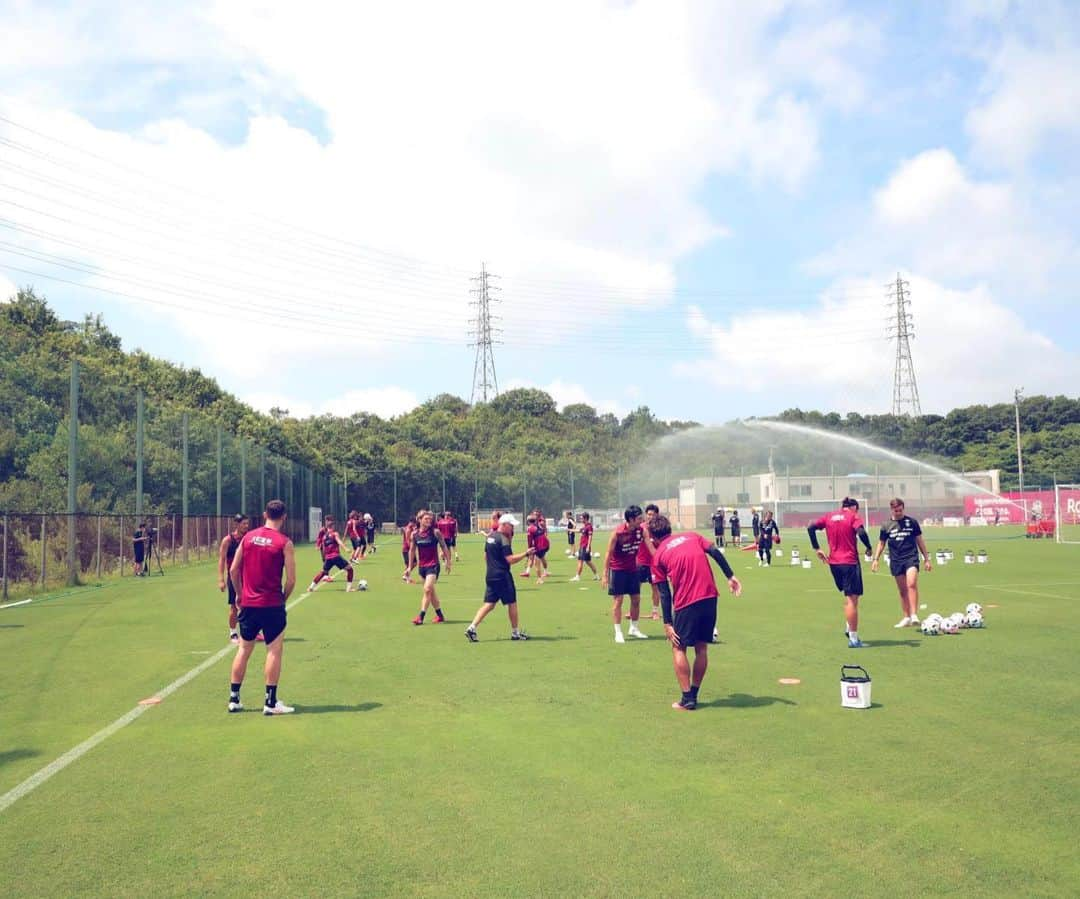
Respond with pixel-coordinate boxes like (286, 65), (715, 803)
(1, 527), (1077, 897)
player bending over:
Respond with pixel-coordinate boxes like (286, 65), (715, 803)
(307, 516), (355, 592)
(648, 515), (742, 711)
(808, 497), (873, 648)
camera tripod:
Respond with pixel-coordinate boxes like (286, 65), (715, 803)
(141, 533), (165, 577)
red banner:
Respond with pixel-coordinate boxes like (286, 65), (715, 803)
(963, 490), (1079, 524)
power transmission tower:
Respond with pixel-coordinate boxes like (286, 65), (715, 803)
(886, 272), (921, 416)
(469, 262), (501, 404)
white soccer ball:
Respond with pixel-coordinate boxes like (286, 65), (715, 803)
(966, 602), (983, 616)
(966, 611), (984, 629)
(941, 617), (960, 634)
(920, 618), (941, 636)
(357, 579), (368, 591)
(950, 612), (968, 629)
(926, 613), (944, 624)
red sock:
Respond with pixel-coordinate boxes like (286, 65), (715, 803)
(313, 572), (325, 584)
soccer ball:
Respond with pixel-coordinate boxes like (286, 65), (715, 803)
(920, 618), (941, 636)
(941, 617), (960, 634)
(966, 602), (983, 616)
(966, 611), (984, 628)
(950, 612), (969, 629)
(357, 579), (368, 591)
(926, 613), (944, 625)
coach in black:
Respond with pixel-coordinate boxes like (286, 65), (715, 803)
(465, 514), (535, 642)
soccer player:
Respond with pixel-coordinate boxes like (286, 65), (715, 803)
(401, 515), (418, 583)
(569, 512), (599, 581)
(465, 514), (535, 642)
(409, 510), (451, 624)
(218, 513), (250, 642)
(639, 503), (662, 619)
(808, 497), (874, 648)
(710, 507), (725, 548)
(227, 499), (297, 715)
(649, 514), (742, 711)
(307, 515), (355, 592)
(532, 509), (551, 581)
(563, 510), (577, 556)
(132, 521), (149, 576)
(730, 509), (741, 547)
(437, 510), (459, 563)
(364, 512), (377, 554)
(756, 510), (779, 567)
(872, 498), (932, 628)
(345, 511), (365, 562)
(751, 509), (761, 542)
(602, 504), (649, 642)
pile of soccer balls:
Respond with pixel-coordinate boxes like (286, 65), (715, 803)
(920, 603), (984, 635)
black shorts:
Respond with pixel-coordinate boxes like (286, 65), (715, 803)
(419, 564), (441, 580)
(731, 528), (741, 538)
(227, 580), (237, 606)
(534, 548), (548, 559)
(608, 569), (640, 597)
(133, 545), (145, 563)
(446, 536), (456, 547)
(578, 548), (592, 562)
(890, 556), (919, 578)
(673, 597), (717, 648)
(830, 563), (864, 597)
(322, 556), (349, 573)
(483, 576), (517, 605)
(238, 605), (286, 643)
(350, 537), (362, 549)
(638, 565), (653, 585)
(402, 550), (410, 566)
(567, 533), (575, 545)
(366, 529), (376, 542)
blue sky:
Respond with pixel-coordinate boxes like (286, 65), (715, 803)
(1, 0), (1077, 422)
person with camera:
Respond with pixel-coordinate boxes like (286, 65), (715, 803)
(132, 521), (151, 576)
(218, 514), (250, 643)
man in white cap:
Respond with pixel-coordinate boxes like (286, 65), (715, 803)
(465, 513), (535, 642)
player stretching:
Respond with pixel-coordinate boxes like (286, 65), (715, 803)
(307, 515), (355, 592)
(465, 514), (536, 642)
(808, 497), (874, 648)
(569, 512), (598, 580)
(218, 513), (250, 642)
(227, 500), (297, 715)
(345, 511), (364, 562)
(648, 515), (742, 711)
(756, 510), (780, 567)
(602, 504), (649, 642)
(409, 511), (451, 624)
(872, 498), (931, 628)
(639, 503), (662, 619)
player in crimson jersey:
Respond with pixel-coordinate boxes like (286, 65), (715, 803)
(649, 515), (742, 711)
(638, 503), (662, 620)
(437, 510), (460, 562)
(344, 511), (365, 562)
(218, 513), (249, 643)
(569, 512), (599, 581)
(602, 504), (649, 642)
(401, 515), (419, 583)
(409, 510), (451, 624)
(307, 515), (355, 592)
(227, 500), (297, 715)
(532, 509), (551, 581)
(808, 497), (874, 648)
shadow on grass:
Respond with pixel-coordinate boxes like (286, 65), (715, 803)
(283, 637), (306, 643)
(296, 702), (382, 715)
(0, 624), (25, 628)
(864, 639), (920, 648)
(517, 635), (578, 642)
(699, 693), (798, 709)
(0, 748), (42, 767)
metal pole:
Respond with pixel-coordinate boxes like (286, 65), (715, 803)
(240, 440), (247, 517)
(120, 514), (124, 576)
(96, 513), (102, 579)
(2, 512), (8, 600)
(617, 466), (623, 509)
(259, 447), (266, 512)
(1014, 388), (1026, 516)
(136, 390), (144, 519)
(40, 514), (46, 587)
(67, 359), (79, 585)
(182, 412), (189, 564)
(216, 425), (222, 517)
(570, 466), (575, 512)
(392, 470), (398, 525)
(523, 479), (527, 517)
(442, 471), (447, 513)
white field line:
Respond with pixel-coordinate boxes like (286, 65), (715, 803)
(0, 598), (33, 609)
(971, 581), (1080, 588)
(972, 586), (1077, 601)
(0, 590), (312, 815)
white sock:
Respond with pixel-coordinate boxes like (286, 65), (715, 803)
(849, 630), (859, 641)
(614, 623), (622, 636)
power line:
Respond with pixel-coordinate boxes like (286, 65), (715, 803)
(886, 272), (921, 416)
(469, 263), (500, 403)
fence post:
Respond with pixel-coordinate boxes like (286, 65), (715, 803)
(570, 466), (575, 512)
(96, 513), (102, 580)
(136, 390), (144, 520)
(259, 447), (266, 513)
(216, 425), (223, 518)
(241, 440), (247, 519)
(2, 512), (8, 600)
(40, 513), (47, 588)
(171, 513), (176, 564)
(67, 359), (80, 586)
(392, 470), (398, 526)
(120, 514), (124, 575)
(182, 412), (189, 564)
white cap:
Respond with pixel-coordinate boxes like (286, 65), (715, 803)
(499, 514), (521, 527)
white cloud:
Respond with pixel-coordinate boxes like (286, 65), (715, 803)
(676, 274), (1080, 413)
(0, 275), (16, 302)
(245, 386), (419, 420)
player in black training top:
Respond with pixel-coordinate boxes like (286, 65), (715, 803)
(756, 510), (780, 567)
(465, 514), (535, 642)
(871, 498), (931, 628)
(710, 508), (725, 547)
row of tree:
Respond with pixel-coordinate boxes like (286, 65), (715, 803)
(2, 288), (1076, 525)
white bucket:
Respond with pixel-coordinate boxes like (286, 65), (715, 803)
(977, 552), (988, 564)
(775, 549), (783, 557)
(964, 551), (975, 564)
(935, 552), (946, 565)
(841, 665), (872, 709)
(944, 550), (954, 561)
(801, 559), (812, 569)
